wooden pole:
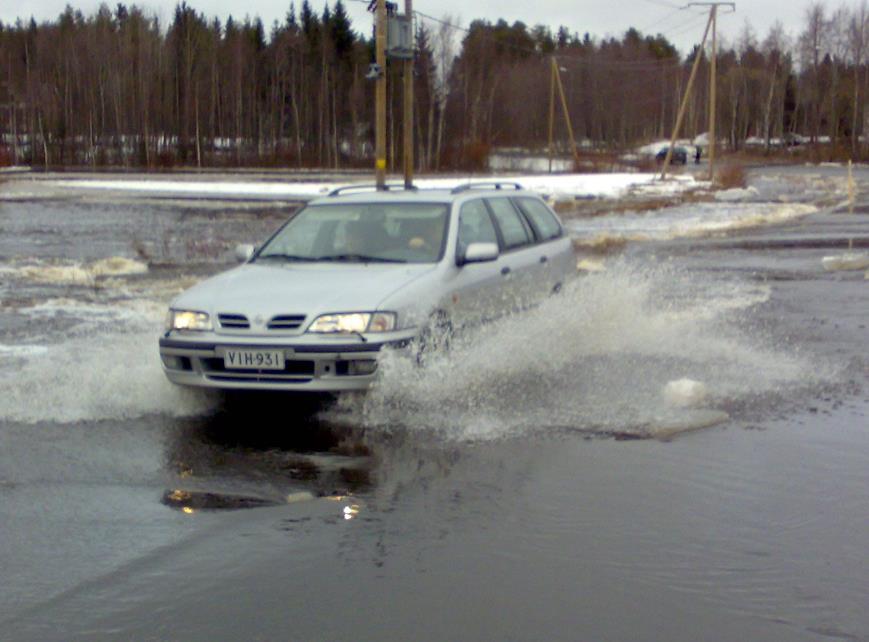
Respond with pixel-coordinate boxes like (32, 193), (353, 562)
(403, 1), (414, 188)
(660, 10), (714, 180)
(375, 0), (387, 189)
(708, 4), (718, 181)
(553, 58), (579, 167)
(548, 58), (556, 173)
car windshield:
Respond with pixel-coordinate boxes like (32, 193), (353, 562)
(256, 202), (449, 264)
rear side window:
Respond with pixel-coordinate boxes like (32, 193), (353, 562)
(486, 198), (532, 249)
(516, 197), (563, 241)
(457, 200), (498, 256)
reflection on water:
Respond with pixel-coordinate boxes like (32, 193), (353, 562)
(160, 394), (373, 512)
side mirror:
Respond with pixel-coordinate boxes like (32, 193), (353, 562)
(460, 242), (499, 266)
(235, 243), (255, 262)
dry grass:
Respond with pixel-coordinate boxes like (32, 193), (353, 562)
(553, 188), (713, 220)
(714, 163), (747, 189)
(572, 151), (624, 173)
(572, 235), (628, 254)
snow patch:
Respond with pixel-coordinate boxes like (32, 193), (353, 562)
(567, 202), (817, 244)
(0, 344), (49, 358)
(43, 173), (701, 203)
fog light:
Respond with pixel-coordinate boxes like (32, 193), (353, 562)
(161, 355), (192, 371)
(161, 355), (182, 369)
(347, 360), (377, 376)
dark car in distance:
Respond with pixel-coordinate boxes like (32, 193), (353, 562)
(655, 146), (688, 165)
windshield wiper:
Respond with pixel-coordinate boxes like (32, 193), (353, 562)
(255, 253), (317, 262)
(317, 254), (408, 264)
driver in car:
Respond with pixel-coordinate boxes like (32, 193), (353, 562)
(406, 218), (441, 254)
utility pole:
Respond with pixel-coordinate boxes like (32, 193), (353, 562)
(547, 58), (579, 171)
(1, 55), (15, 166)
(708, 3), (718, 180)
(375, 0), (387, 189)
(660, 2), (734, 180)
(685, 3), (733, 180)
(660, 11), (713, 179)
(402, 0), (413, 188)
(547, 59), (556, 173)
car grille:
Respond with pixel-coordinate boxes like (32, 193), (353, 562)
(217, 313), (250, 329)
(216, 313), (306, 331)
(267, 314), (306, 330)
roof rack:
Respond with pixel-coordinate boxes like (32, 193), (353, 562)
(328, 183), (418, 197)
(450, 181), (524, 194)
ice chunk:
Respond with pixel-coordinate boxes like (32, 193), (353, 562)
(821, 253), (869, 271)
(18, 256), (148, 284)
(89, 257), (148, 277)
(651, 409), (730, 440)
(663, 378), (708, 408)
(714, 186), (758, 202)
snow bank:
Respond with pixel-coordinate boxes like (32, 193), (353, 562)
(568, 202), (818, 245)
(53, 178), (335, 199)
(46, 172), (701, 203)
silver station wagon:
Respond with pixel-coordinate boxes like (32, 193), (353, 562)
(159, 182), (576, 391)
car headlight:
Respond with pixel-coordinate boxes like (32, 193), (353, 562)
(307, 312), (396, 334)
(166, 309), (212, 332)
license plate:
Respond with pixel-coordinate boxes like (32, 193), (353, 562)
(223, 349), (285, 370)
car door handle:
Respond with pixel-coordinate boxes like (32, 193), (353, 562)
(539, 256), (548, 264)
(501, 266), (511, 276)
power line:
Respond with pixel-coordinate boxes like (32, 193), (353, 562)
(558, 55), (680, 70)
(664, 14), (711, 40)
(655, 9), (708, 38)
(638, 0), (683, 9)
(639, 7), (685, 34)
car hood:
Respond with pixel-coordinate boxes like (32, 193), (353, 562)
(172, 262), (436, 321)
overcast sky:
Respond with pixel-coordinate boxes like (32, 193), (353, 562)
(0, 0), (839, 54)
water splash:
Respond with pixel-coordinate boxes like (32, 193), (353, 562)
(349, 261), (822, 441)
(0, 303), (217, 424)
(0, 261), (827, 431)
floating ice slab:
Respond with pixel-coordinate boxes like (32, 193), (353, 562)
(714, 186), (758, 202)
(650, 409), (730, 441)
(821, 253), (869, 271)
(17, 257), (149, 285)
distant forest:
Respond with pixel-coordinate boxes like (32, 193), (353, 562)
(1, 1), (867, 169)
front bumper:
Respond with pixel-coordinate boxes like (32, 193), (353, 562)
(159, 331), (415, 391)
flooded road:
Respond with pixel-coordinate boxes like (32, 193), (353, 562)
(1, 167), (868, 641)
